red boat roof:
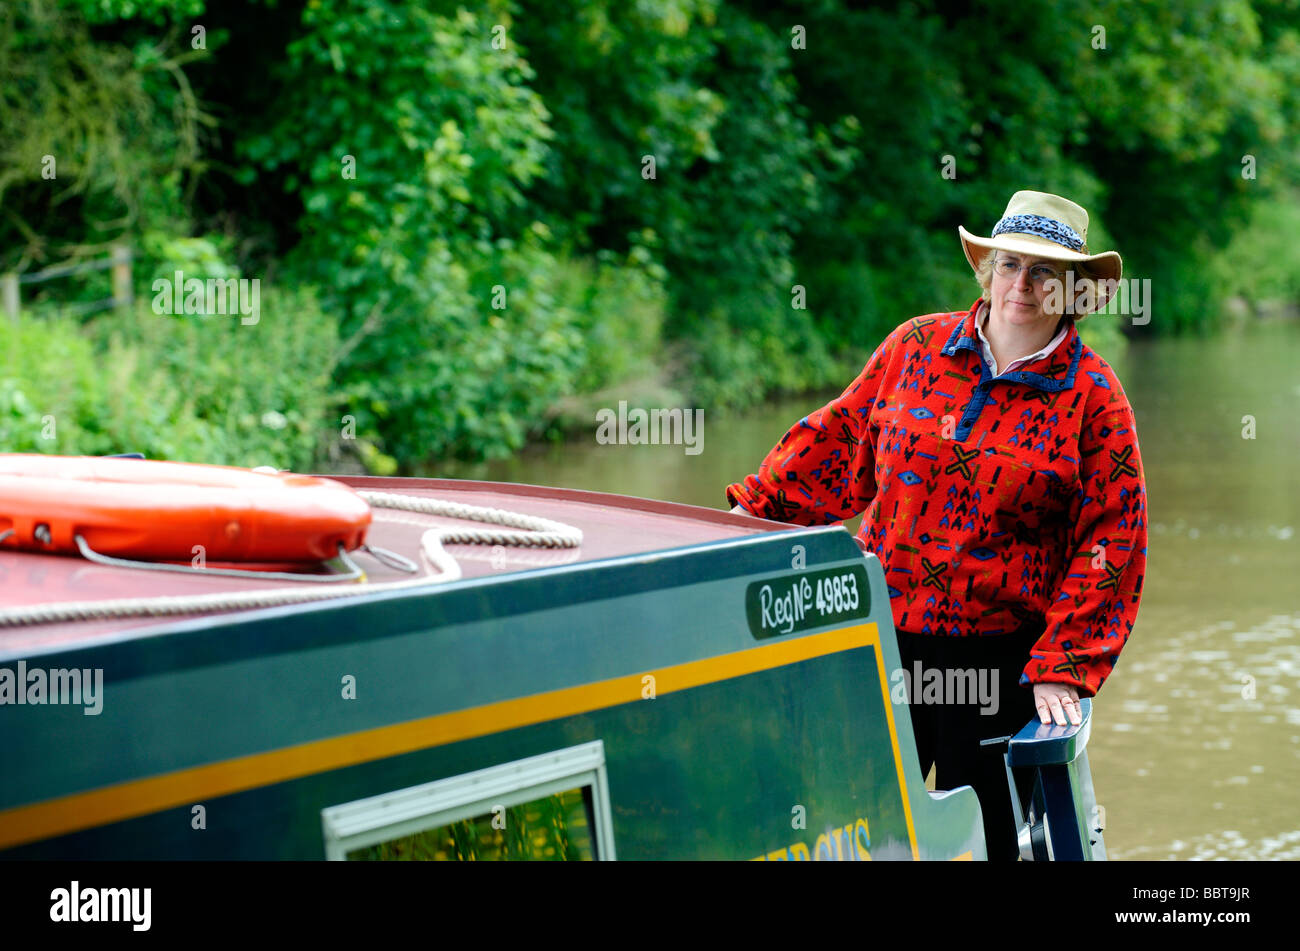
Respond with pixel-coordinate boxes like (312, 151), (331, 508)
(0, 477), (793, 655)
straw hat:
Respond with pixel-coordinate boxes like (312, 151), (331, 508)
(959, 190), (1122, 285)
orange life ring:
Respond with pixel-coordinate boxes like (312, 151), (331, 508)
(0, 454), (371, 562)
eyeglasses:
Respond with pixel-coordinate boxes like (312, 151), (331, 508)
(993, 258), (1063, 284)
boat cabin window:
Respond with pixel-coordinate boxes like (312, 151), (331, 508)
(321, 740), (616, 861)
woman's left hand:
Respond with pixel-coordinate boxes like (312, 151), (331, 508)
(1033, 683), (1082, 726)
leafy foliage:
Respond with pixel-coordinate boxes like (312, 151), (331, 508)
(0, 0), (211, 273)
(240, 1), (580, 464)
(2, 0), (1298, 469)
(0, 276), (338, 470)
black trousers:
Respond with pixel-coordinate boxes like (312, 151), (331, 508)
(895, 623), (1043, 861)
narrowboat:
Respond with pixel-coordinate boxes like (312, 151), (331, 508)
(0, 456), (1105, 860)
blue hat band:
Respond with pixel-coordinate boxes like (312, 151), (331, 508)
(991, 214), (1084, 252)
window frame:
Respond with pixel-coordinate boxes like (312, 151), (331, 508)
(320, 740), (616, 861)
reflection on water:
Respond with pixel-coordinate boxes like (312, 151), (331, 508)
(1098, 322), (1300, 860)
(433, 320), (1300, 860)
(1101, 611), (1300, 859)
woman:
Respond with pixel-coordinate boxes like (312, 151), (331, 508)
(726, 191), (1147, 860)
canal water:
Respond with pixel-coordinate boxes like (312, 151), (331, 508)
(435, 319), (1300, 860)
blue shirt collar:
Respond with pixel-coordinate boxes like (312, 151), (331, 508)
(941, 298), (1082, 391)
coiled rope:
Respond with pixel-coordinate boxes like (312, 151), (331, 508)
(0, 491), (583, 627)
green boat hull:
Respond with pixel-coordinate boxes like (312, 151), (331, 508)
(0, 523), (1098, 860)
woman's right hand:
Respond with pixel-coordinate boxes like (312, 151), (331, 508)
(1033, 682), (1083, 727)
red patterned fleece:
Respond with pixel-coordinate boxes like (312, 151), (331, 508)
(727, 299), (1148, 697)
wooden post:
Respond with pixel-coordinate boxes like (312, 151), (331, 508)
(111, 243), (133, 311)
(1, 273), (17, 322)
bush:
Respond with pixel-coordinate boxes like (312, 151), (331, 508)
(550, 243), (667, 395)
(1, 280), (338, 469)
(1213, 193), (1300, 306)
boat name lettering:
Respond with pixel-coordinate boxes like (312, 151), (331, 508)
(752, 815), (872, 861)
(746, 565), (870, 639)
